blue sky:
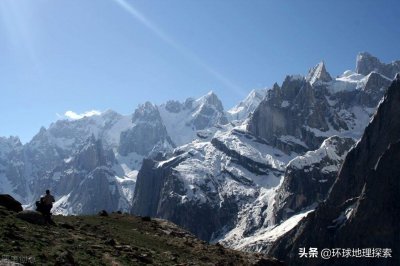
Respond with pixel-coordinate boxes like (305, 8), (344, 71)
(1, 0), (399, 143)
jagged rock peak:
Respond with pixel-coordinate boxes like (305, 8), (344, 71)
(120, 102), (174, 156)
(78, 134), (104, 156)
(29, 126), (50, 144)
(306, 61), (332, 85)
(265, 82), (281, 100)
(132, 102), (160, 122)
(164, 100), (182, 113)
(0, 136), (22, 156)
(135, 101), (157, 113)
(241, 89), (267, 106)
(356, 52), (381, 74)
(247, 89), (265, 98)
(0, 136), (22, 147)
(195, 91), (224, 112)
(269, 71), (400, 265)
(100, 109), (122, 120)
(227, 88), (267, 121)
(75, 135), (109, 170)
(356, 52), (400, 78)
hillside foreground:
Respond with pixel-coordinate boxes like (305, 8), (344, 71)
(0, 204), (283, 265)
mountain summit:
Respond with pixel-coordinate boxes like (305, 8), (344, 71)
(306, 61), (332, 85)
(356, 52), (400, 78)
(0, 54), (399, 265)
(269, 74), (400, 266)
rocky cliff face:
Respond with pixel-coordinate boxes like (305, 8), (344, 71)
(217, 135), (355, 253)
(131, 54), (399, 250)
(273, 136), (355, 223)
(0, 91), (227, 214)
(0, 110), (139, 213)
(29, 136), (132, 214)
(1, 52), (398, 254)
(356, 52), (400, 79)
(247, 75), (334, 153)
(191, 91), (228, 130)
(247, 61), (392, 154)
(118, 102), (174, 157)
(269, 74), (400, 266)
(0, 137), (27, 202)
(132, 128), (293, 241)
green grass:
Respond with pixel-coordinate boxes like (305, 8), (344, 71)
(0, 207), (279, 265)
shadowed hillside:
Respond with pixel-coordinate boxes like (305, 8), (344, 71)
(0, 204), (283, 266)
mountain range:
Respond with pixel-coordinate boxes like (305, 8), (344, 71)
(1, 52), (399, 265)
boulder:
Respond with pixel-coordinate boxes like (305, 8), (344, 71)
(98, 210), (108, 217)
(0, 194), (23, 212)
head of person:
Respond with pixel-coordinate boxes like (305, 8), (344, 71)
(46, 190), (50, 195)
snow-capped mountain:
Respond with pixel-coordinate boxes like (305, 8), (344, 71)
(0, 53), (398, 259)
(132, 127), (296, 241)
(306, 61), (332, 85)
(356, 52), (400, 79)
(131, 52), (397, 249)
(247, 62), (391, 154)
(269, 73), (400, 266)
(227, 89), (268, 121)
(0, 91), (230, 214)
(118, 102), (174, 157)
(158, 91), (229, 146)
(34, 136), (133, 214)
(273, 136), (355, 224)
(10, 110), (137, 207)
(29, 109), (132, 152)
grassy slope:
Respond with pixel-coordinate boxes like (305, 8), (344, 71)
(0, 207), (282, 265)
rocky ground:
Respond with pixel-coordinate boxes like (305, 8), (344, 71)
(0, 204), (283, 266)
